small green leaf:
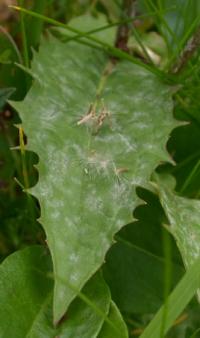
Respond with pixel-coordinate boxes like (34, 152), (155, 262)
(59, 273), (111, 338)
(28, 272), (112, 338)
(0, 49), (12, 64)
(0, 87), (15, 109)
(0, 245), (115, 338)
(0, 245), (54, 338)
(98, 301), (128, 338)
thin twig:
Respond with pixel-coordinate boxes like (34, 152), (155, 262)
(172, 25), (200, 74)
(115, 0), (136, 52)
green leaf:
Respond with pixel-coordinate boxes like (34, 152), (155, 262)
(104, 188), (184, 315)
(140, 255), (200, 338)
(0, 49), (12, 64)
(98, 0), (121, 21)
(0, 87), (15, 109)
(0, 245), (115, 337)
(59, 272), (111, 338)
(104, 235), (183, 314)
(28, 272), (112, 338)
(160, 0), (200, 49)
(52, 13), (116, 45)
(0, 245), (54, 338)
(98, 301), (129, 338)
(141, 0), (200, 52)
(11, 37), (175, 323)
(154, 174), (200, 268)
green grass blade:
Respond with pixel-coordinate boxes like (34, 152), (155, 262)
(144, 0), (178, 51)
(140, 256), (200, 338)
(63, 7), (175, 44)
(160, 230), (172, 338)
(26, 0), (49, 49)
(180, 159), (200, 193)
(190, 328), (200, 338)
(167, 12), (200, 70)
(0, 26), (22, 64)
(10, 5), (167, 79)
(18, 1), (29, 68)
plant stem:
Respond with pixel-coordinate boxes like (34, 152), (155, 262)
(172, 25), (200, 74)
(115, 0), (136, 52)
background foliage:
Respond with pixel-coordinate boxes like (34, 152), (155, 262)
(0, 0), (200, 337)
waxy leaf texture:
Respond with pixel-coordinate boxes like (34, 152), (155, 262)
(156, 176), (200, 268)
(12, 37), (176, 322)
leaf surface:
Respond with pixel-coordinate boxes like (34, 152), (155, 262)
(155, 175), (200, 268)
(12, 37), (176, 322)
(104, 188), (184, 314)
(53, 13), (116, 45)
(98, 301), (128, 338)
(140, 255), (200, 338)
(104, 236), (183, 314)
(0, 245), (113, 338)
(59, 272), (111, 338)
(29, 272), (112, 338)
(0, 245), (53, 338)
